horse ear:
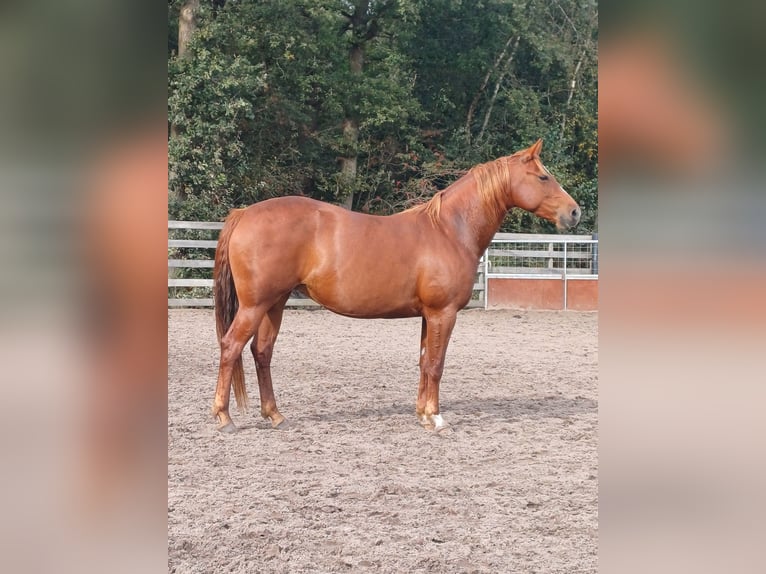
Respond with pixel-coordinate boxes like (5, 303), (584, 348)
(522, 139), (543, 162)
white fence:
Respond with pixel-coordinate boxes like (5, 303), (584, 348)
(486, 232), (598, 310)
(168, 222), (596, 309)
(487, 232), (599, 276)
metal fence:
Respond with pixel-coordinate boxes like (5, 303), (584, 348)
(486, 232), (599, 310)
(168, 222), (595, 309)
(487, 232), (599, 276)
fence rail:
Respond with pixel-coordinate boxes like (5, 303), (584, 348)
(487, 235), (599, 278)
(168, 222), (596, 309)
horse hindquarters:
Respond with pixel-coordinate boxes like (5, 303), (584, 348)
(212, 209), (263, 431)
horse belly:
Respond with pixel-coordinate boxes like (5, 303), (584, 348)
(304, 257), (421, 318)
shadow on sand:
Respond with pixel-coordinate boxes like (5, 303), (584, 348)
(293, 394), (596, 425)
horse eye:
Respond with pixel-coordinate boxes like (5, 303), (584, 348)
(538, 175), (549, 181)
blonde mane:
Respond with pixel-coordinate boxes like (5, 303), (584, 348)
(405, 190), (445, 227)
(405, 152), (521, 225)
(469, 152), (523, 221)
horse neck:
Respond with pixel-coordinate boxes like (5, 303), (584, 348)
(439, 173), (509, 259)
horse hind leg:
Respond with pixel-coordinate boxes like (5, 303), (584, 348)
(250, 295), (289, 429)
(212, 305), (265, 433)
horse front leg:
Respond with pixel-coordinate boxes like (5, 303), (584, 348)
(416, 316), (428, 421)
(417, 308), (457, 431)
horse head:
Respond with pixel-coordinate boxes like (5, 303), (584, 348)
(509, 139), (581, 231)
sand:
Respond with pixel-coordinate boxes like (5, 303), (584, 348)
(168, 308), (597, 573)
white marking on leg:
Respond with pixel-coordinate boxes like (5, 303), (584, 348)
(431, 414), (445, 429)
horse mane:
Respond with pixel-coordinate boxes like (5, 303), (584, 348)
(469, 152), (522, 221)
(404, 152), (522, 225)
(405, 190), (445, 227)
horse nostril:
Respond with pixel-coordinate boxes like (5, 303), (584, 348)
(572, 208), (580, 219)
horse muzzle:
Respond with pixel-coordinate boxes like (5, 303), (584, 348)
(557, 205), (581, 231)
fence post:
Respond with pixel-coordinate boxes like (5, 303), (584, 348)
(591, 232), (599, 275)
(548, 241), (554, 270)
(483, 248), (489, 309)
(563, 241), (568, 310)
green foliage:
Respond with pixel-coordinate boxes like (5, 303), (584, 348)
(168, 0), (597, 231)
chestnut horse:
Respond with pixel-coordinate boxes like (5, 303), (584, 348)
(212, 139), (580, 433)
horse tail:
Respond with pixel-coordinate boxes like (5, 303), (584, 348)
(213, 208), (249, 411)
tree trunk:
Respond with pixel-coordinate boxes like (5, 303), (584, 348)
(559, 6), (597, 140)
(477, 36), (519, 143)
(559, 50), (585, 140)
(339, 2), (369, 210)
(465, 34), (517, 142)
(177, 0), (200, 60)
(170, 0), (200, 204)
(172, 0), (200, 130)
(340, 116), (359, 209)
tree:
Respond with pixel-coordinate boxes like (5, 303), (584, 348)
(330, 0), (422, 209)
(401, 0), (598, 232)
(169, 0), (200, 203)
(167, 0), (597, 232)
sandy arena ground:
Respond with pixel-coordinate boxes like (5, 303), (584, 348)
(168, 308), (597, 573)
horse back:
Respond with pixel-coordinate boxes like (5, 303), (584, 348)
(227, 196), (476, 316)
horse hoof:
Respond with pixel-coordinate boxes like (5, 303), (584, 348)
(435, 424), (452, 435)
(421, 413), (447, 432)
(271, 416), (288, 429)
(218, 421), (238, 434)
